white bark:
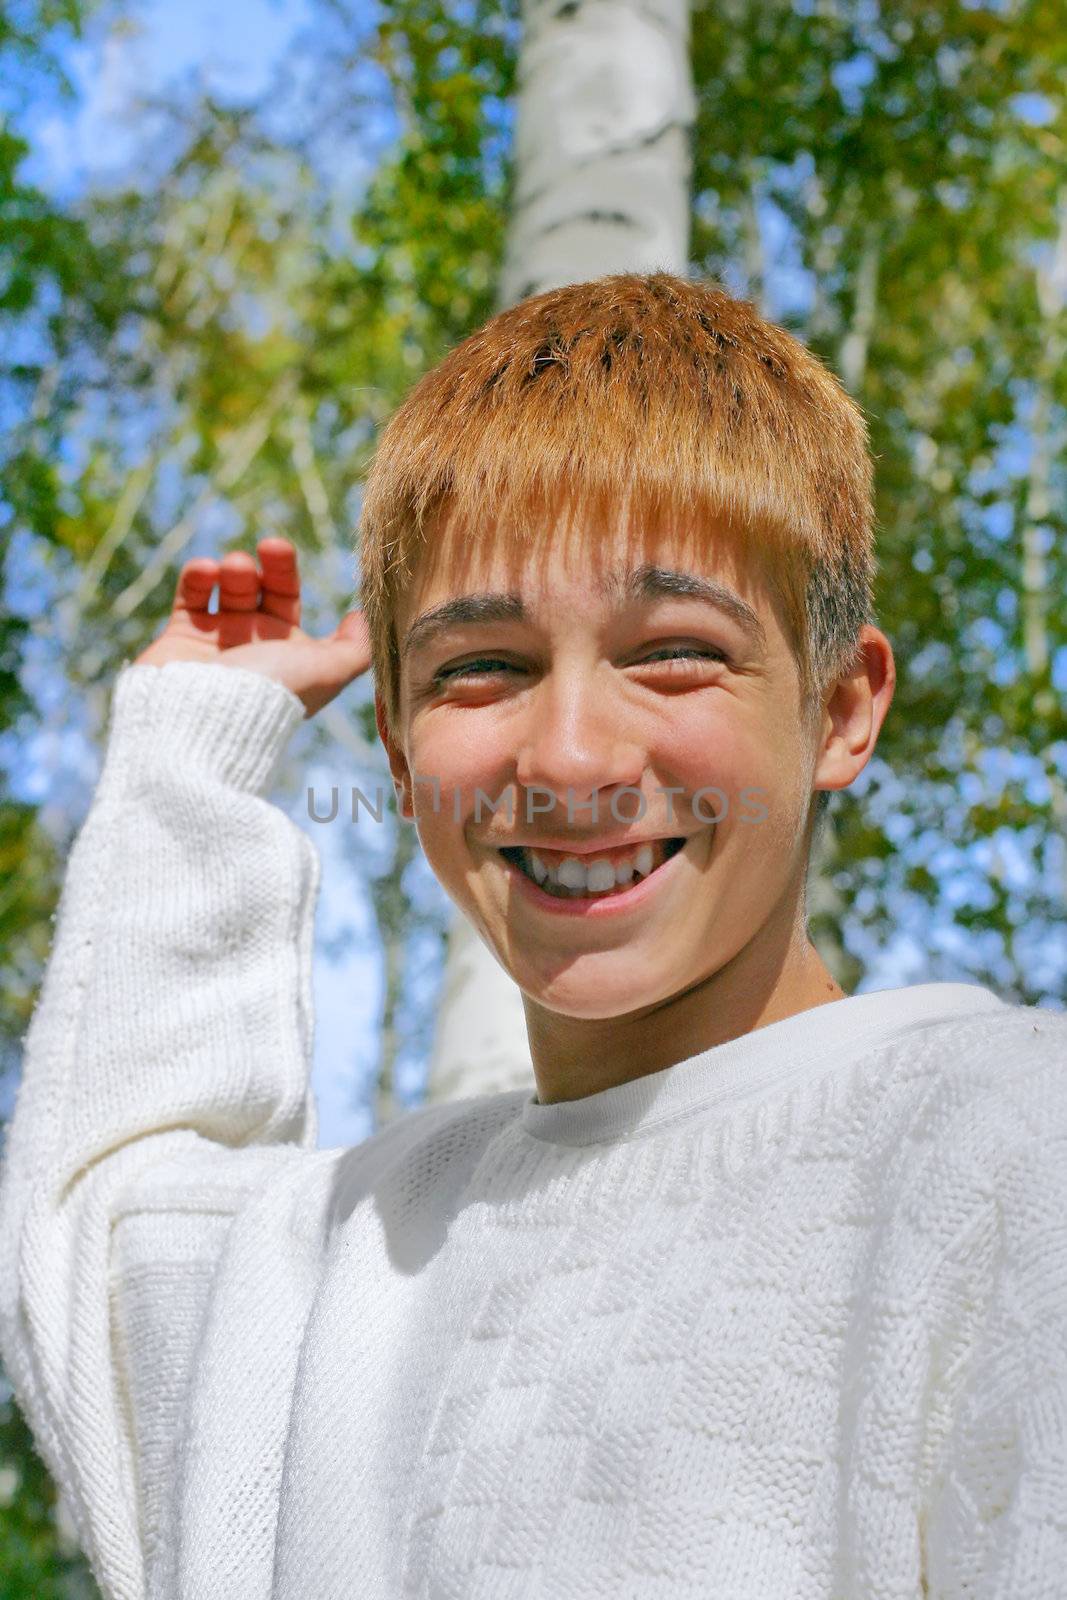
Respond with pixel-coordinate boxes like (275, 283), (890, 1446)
(426, 0), (696, 1104)
(498, 0), (697, 307)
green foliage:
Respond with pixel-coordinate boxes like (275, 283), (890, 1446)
(0, 1382), (96, 1599)
(0, 803), (58, 1083)
(690, 0), (1067, 998)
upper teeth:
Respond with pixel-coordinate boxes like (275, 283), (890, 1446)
(525, 842), (657, 890)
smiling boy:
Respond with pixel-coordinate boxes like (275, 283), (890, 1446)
(1, 271), (1065, 1600)
(380, 516), (872, 1103)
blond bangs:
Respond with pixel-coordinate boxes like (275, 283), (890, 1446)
(358, 271), (876, 732)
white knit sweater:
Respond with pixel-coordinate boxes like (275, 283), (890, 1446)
(1, 660), (1066, 1600)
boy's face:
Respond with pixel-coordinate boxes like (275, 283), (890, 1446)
(378, 513), (833, 1022)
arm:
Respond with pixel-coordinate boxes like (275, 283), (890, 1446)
(0, 541), (370, 1600)
(923, 1050), (1067, 1599)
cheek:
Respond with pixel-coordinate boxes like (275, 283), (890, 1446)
(407, 719), (471, 796)
(654, 703), (760, 798)
(656, 704), (801, 834)
(407, 716), (513, 842)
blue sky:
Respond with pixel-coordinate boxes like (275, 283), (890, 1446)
(23, 0), (317, 191)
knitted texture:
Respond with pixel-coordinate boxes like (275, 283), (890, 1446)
(1, 660), (1065, 1600)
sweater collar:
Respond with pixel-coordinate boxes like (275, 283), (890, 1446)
(519, 982), (1006, 1147)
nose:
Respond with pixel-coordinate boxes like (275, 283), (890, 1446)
(513, 664), (646, 829)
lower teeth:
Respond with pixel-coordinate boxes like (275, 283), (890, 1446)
(534, 875), (639, 899)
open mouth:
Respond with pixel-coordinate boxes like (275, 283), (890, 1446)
(497, 836), (688, 901)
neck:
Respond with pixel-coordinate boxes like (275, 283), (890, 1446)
(522, 907), (846, 1106)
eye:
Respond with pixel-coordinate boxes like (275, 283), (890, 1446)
(636, 646), (728, 670)
(430, 656), (519, 686)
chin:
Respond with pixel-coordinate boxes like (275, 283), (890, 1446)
(511, 958), (678, 1021)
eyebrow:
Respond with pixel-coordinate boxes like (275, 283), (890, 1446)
(400, 563), (768, 659)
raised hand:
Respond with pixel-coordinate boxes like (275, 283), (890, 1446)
(133, 538), (372, 719)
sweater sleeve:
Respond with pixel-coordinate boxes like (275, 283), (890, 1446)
(923, 1051), (1067, 1599)
(0, 659), (321, 1600)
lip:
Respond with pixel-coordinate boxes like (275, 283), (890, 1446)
(497, 830), (708, 917)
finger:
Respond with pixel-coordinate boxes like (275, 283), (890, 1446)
(174, 558), (220, 614)
(298, 612), (373, 716)
(217, 550), (261, 613)
(257, 538), (301, 625)
(327, 609), (373, 683)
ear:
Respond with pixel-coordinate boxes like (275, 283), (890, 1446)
(811, 625), (896, 795)
(375, 691), (415, 820)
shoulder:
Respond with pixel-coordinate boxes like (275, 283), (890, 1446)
(899, 1001), (1067, 1224)
(323, 1088), (528, 1229)
(931, 1005), (1067, 1322)
(860, 996), (1066, 1134)
(919, 999), (1067, 1134)
(341, 1087), (528, 1167)
(853, 1000), (1066, 1229)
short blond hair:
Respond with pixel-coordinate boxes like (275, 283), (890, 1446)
(358, 271), (877, 784)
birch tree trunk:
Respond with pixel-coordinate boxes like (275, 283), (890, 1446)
(426, 0), (697, 1104)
